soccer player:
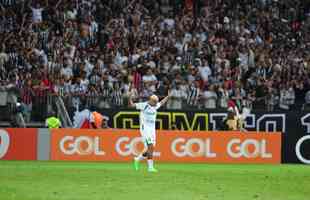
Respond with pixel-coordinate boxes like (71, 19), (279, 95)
(129, 93), (170, 172)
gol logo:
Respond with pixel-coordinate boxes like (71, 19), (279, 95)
(115, 137), (161, 157)
(0, 130), (10, 159)
(171, 137), (272, 159)
(171, 138), (217, 158)
(227, 139), (272, 158)
(295, 135), (310, 164)
(59, 136), (105, 156)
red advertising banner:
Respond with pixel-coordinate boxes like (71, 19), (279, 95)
(0, 128), (37, 160)
(51, 129), (281, 164)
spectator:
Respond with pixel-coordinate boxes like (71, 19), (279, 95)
(186, 80), (201, 108)
(54, 77), (66, 97)
(98, 80), (112, 109)
(45, 110), (61, 129)
(266, 88), (278, 112)
(279, 85), (295, 110)
(218, 83), (230, 109)
(29, 1), (46, 24)
(111, 82), (124, 107)
(71, 77), (87, 111)
(198, 60), (212, 83)
(202, 84), (217, 109)
(142, 68), (158, 93)
(167, 82), (184, 110)
(0, 0), (310, 119)
(0, 46), (8, 79)
(21, 79), (34, 122)
(60, 62), (74, 80)
(86, 84), (99, 108)
(231, 87), (246, 111)
(73, 102), (95, 129)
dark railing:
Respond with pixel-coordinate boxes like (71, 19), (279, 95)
(1, 87), (309, 125)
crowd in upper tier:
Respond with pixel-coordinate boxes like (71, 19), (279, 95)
(1, 0), (310, 115)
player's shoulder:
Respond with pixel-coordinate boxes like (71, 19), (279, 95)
(135, 101), (148, 109)
(137, 101), (148, 106)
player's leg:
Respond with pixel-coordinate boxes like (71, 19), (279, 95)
(145, 131), (158, 172)
(146, 143), (157, 172)
(134, 151), (148, 171)
(134, 151), (147, 162)
(133, 129), (148, 171)
(134, 128), (157, 172)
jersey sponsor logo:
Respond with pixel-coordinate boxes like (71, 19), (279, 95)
(59, 136), (105, 156)
(145, 111), (156, 115)
(145, 119), (156, 124)
(0, 130), (10, 159)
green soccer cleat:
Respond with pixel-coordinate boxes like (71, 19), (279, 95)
(148, 168), (158, 173)
(133, 159), (140, 171)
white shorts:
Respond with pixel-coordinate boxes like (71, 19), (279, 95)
(140, 125), (156, 146)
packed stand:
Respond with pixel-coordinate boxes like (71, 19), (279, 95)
(1, 0), (310, 122)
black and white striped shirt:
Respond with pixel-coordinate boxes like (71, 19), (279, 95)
(112, 89), (123, 106)
(55, 85), (65, 97)
(100, 84), (111, 100)
(187, 86), (200, 107)
(183, 49), (194, 65)
(86, 90), (98, 107)
(38, 30), (49, 47)
(0, 16), (14, 33)
(8, 52), (19, 68)
(0, 0), (17, 7)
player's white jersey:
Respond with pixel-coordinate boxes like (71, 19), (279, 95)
(135, 102), (161, 130)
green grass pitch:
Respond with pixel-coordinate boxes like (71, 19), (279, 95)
(0, 161), (309, 200)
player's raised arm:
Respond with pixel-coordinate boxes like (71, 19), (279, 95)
(159, 91), (171, 106)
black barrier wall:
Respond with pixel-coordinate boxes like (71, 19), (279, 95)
(99, 109), (310, 164)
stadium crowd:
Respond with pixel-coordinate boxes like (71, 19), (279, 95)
(1, 0), (310, 122)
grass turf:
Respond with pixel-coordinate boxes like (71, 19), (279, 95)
(0, 161), (309, 200)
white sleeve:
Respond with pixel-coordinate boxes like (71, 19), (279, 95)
(155, 102), (161, 110)
(135, 102), (147, 110)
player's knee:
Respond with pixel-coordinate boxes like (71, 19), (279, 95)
(142, 152), (153, 159)
(147, 153), (153, 159)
